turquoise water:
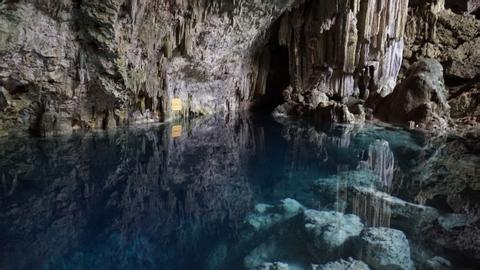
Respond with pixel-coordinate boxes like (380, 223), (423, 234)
(0, 114), (478, 269)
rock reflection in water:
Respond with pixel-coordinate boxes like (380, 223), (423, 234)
(0, 115), (479, 269)
(0, 115), (257, 270)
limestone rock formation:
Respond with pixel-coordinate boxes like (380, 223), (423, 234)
(445, 0), (480, 15)
(375, 58), (450, 130)
(301, 210), (364, 261)
(355, 227), (414, 270)
(269, 0), (409, 120)
(252, 262), (290, 270)
(245, 198), (305, 232)
(312, 258), (371, 270)
(404, 0), (480, 132)
(0, 0), (296, 135)
(0, 0), (414, 134)
(347, 186), (440, 234)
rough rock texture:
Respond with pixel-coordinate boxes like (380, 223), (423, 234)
(312, 258), (370, 270)
(347, 186), (440, 234)
(445, 0), (480, 15)
(280, 0), (408, 99)
(375, 58), (450, 130)
(270, 0), (409, 122)
(0, 0), (296, 135)
(405, 0), (480, 81)
(245, 198), (305, 232)
(301, 210), (364, 261)
(252, 262), (290, 270)
(0, 0), (413, 134)
(404, 0), (480, 132)
(355, 227), (414, 270)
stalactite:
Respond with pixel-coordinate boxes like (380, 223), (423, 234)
(275, 0), (409, 102)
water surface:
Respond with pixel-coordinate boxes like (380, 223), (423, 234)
(0, 114), (479, 269)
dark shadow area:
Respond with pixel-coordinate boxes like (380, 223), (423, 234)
(444, 74), (471, 88)
(251, 22), (291, 114)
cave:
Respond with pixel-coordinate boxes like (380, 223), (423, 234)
(1, 1), (480, 270)
(251, 21), (291, 113)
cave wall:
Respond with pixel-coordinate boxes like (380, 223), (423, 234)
(0, 0), (478, 135)
(401, 0), (480, 131)
(0, 0), (296, 135)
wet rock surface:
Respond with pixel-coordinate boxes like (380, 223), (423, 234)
(301, 210), (364, 261)
(312, 258), (370, 270)
(355, 227), (414, 270)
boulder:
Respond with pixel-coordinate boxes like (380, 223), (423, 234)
(438, 213), (476, 230)
(375, 59), (450, 130)
(312, 258), (370, 270)
(347, 186), (440, 233)
(420, 256), (452, 270)
(355, 227), (414, 270)
(245, 198), (305, 232)
(251, 262), (290, 270)
(301, 210), (364, 261)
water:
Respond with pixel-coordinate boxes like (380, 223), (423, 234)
(0, 114), (479, 270)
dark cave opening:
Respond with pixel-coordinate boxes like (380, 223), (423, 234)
(444, 75), (471, 88)
(251, 25), (291, 113)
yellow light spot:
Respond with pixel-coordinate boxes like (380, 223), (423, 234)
(171, 98), (182, 111)
(171, 125), (182, 138)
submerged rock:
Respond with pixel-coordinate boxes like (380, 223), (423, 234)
(252, 262), (290, 270)
(438, 213), (476, 230)
(312, 258), (370, 270)
(420, 256), (452, 270)
(246, 198), (305, 232)
(347, 186), (440, 233)
(301, 210), (364, 261)
(355, 227), (414, 270)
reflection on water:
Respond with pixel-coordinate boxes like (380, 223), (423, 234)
(0, 114), (479, 269)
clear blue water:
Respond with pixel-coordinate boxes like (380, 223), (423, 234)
(0, 114), (478, 270)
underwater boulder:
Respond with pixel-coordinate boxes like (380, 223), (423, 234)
(346, 186), (440, 234)
(244, 237), (288, 269)
(301, 210), (364, 261)
(420, 256), (452, 270)
(312, 257), (370, 270)
(245, 198), (305, 232)
(250, 262), (290, 270)
(355, 227), (414, 270)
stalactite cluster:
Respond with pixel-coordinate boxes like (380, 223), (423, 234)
(268, 0), (409, 106)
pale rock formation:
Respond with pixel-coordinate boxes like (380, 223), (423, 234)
(312, 258), (370, 270)
(347, 186), (440, 234)
(269, 0), (409, 122)
(302, 210), (364, 261)
(355, 227), (414, 270)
